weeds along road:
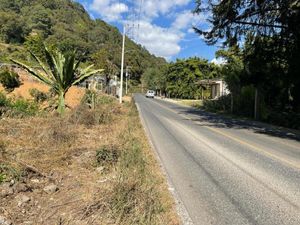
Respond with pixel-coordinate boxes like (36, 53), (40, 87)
(134, 94), (300, 225)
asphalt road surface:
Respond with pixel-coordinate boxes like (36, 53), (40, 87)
(134, 94), (300, 225)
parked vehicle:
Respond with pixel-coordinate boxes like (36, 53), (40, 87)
(146, 90), (155, 98)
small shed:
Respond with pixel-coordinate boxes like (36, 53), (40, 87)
(198, 79), (230, 99)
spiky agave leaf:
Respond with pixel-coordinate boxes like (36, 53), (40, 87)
(11, 59), (53, 86)
(11, 45), (104, 115)
(72, 68), (104, 86)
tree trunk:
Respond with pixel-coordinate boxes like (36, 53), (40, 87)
(57, 91), (65, 115)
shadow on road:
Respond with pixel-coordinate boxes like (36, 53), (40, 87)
(175, 107), (300, 142)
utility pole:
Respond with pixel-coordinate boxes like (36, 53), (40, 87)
(119, 25), (126, 104)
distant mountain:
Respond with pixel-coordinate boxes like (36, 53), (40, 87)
(0, 0), (166, 81)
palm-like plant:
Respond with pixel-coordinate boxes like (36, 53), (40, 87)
(11, 47), (103, 114)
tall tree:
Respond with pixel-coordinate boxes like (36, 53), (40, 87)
(166, 58), (219, 99)
(194, 0), (300, 111)
(193, 0), (299, 45)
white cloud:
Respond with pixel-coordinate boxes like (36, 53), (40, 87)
(90, 0), (128, 21)
(136, 21), (182, 59)
(211, 57), (227, 65)
(172, 9), (208, 31)
(140, 0), (191, 20)
(88, 0), (208, 59)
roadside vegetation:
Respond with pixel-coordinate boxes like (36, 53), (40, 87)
(0, 10), (178, 221)
(142, 1), (300, 130)
(0, 86), (178, 224)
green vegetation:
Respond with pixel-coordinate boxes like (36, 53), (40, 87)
(0, 92), (39, 117)
(141, 66), (168, 95)
(12, 45), (102, 115)
(0, 69), (21, 92)
(166, 58), (219, 99)
(0, 163), (21, 184)
(29, 88), (48, 103)
(192, 0), (300, 128)
(96, 145), (119, 168)
(0, 0), (166, 82)
(142, 57), (220, 99)
(0, 1), (177, 222)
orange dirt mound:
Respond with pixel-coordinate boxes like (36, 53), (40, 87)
(0, 70), (86, 108)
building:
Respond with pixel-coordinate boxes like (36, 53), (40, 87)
(198, 79), (230, 99)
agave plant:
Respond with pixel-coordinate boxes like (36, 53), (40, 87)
(11, 47), (103, 114)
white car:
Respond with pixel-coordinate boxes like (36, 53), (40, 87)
(146, 90), (155, 98)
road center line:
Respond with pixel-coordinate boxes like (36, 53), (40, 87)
(151, 99), (300, 171)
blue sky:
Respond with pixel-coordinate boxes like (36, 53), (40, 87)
(76, 0), (219, 61)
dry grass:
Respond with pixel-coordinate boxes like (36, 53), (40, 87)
(176, 99), (203, 108)
(0, 94), (179, 225)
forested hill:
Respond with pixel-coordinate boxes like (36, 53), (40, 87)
(0, 0), (166, 80)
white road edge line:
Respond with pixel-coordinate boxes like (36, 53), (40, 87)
(135, 101), (194, 225)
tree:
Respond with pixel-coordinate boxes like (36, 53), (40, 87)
(193, 0), (299, 45)
(141, 66), (168, 96)
(216, 46), (244, 113)
(194, 0), (300, 112)
(11, 46), (103, 115)
(165, 58), (218, 99)
(0, 0), (165, 83)
(92, 48), (119, 92)
(28, 5), (52, 37)
(0, 11), (29, 43)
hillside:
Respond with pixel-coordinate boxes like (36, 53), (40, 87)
(0, 0), (166, 81)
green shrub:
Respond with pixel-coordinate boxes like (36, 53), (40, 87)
(0, 92), (11, 116)
(203, 95), (231, 113)
(0, 69), (21, 92)
(0, 163), (21, 183)
(96, 145), (120, 167)
(10, 98), (39, 117)
(0, 93), (39, 117)
(82, 90), (116, 108)
(0, 92), (10, 107)
(29, 88), (48, 103)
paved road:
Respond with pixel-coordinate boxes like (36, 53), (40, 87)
(134, 94), (300, 225)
